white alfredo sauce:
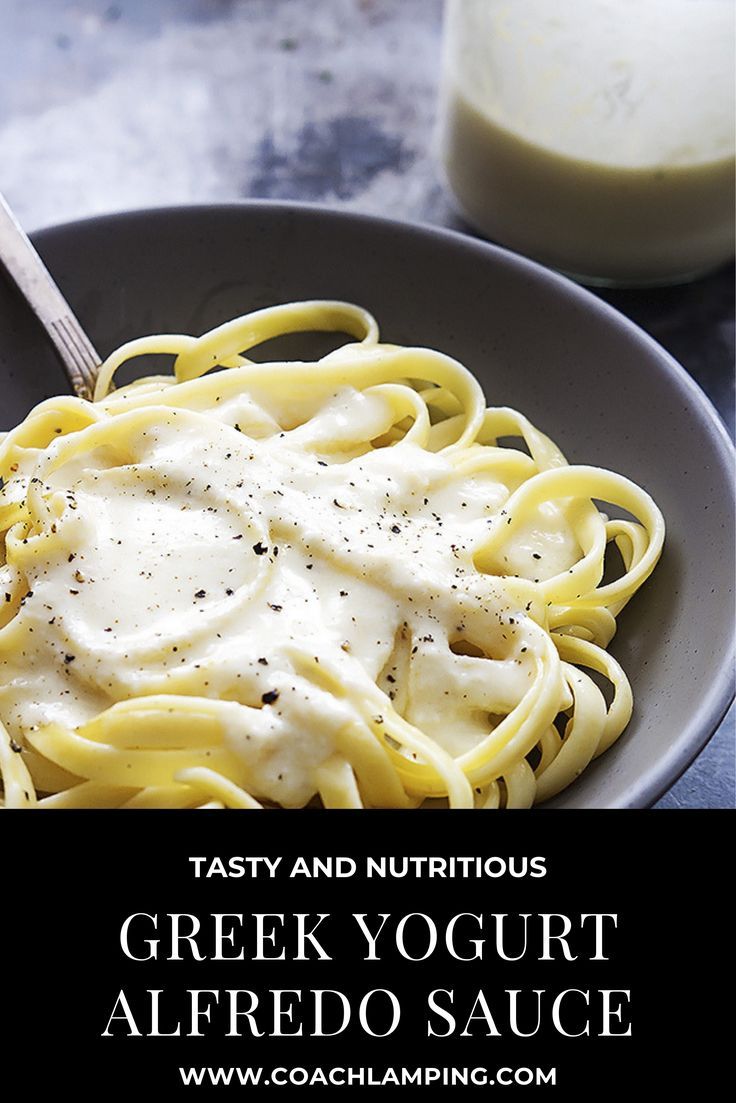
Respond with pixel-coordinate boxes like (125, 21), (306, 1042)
(0, 388), (579, 805)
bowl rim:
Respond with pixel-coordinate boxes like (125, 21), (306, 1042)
(29, 199), (736, 808)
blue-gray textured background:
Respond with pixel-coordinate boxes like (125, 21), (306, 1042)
(1, 0), (733, 807)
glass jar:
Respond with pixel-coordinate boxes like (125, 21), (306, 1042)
(438, 0), (735, 286)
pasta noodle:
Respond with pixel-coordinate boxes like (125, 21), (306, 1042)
(0, 301), (664, 809)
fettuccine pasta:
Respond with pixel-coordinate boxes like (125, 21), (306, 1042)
(0, 301), (664, 809)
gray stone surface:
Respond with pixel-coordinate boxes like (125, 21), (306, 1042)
(1, 0), (733, 806)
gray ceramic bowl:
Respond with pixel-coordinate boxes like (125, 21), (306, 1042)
(1, 202), (733, 807)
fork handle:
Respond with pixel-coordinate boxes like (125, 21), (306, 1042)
(0, 192), (100, 401)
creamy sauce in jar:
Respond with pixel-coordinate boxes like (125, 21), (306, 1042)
(439, 0), (735, 284)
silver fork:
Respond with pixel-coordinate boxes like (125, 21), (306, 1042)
(0, 190), (100, 401)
